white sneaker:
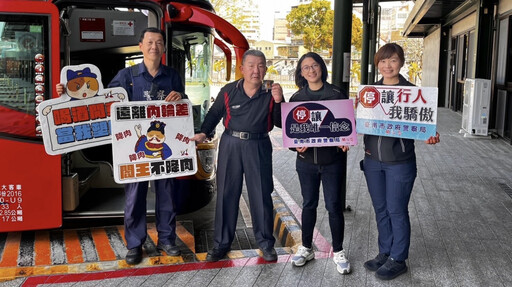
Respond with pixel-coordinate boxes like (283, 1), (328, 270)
(291, 245), (314, 267)
(333, 250), (351, 274)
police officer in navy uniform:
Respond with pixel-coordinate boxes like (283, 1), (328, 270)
(192, 49), (284, 262)
(55, 27), (186, 265)
(108, 27), (186, 265)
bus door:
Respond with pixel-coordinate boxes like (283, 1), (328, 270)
(0, 1), (61, 232)
(161, 1), (250, 214)
(54, 0), (163, 220)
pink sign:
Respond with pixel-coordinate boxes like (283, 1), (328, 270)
(280, 99), (357, 148)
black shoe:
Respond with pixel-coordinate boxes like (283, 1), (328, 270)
(260, 247), (277, 262)
(206, 247), (229, 262)
(375, 258), (408, 280)
(125, 246), (143, 265)
(364, 253), (389, 271)
(157, 243), (181, 256)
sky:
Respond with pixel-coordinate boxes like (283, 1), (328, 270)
(258, 0), (295, 41)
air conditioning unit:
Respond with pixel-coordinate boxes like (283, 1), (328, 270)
(461, 78), (491, 136)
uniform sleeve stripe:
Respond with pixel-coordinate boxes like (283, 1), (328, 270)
(267, 99), (274, 131)
(223, 91), (231, 129)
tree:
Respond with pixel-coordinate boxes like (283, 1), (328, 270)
(350, 60), (361, 83)
(286, 0), (333, 52)
(351, 14), (363, 51)
(408, 62), (422, 84)
(210, 0), (252, 31)
(397, 38), (423, 85)
(286, 1), (363, 53)
(213, 59), (225, 72)
(267, 65), (279, 75)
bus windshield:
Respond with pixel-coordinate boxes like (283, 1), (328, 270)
(0, 15), (50, 137)
(185, 36), (212, 130)
(169, 28), (213, 132)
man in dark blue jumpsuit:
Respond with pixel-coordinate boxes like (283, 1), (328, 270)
(192, 49), (284, 262)
(109, 27), (186, 265)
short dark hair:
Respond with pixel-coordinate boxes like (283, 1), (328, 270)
(294, 52), (328, 88)
(139, 27), (166, 44)
(374, 43), (405, 67)
(242, 49), (266, 64)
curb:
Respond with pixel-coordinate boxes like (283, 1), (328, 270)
(271, 191), (301, 252)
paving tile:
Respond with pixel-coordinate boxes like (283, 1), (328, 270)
(274, 262), (305, 287)
(253, 262), (288, 287)
(206, 266), (243, 287)
(7, 108), (512, 286)
(184, 268), (220, 286)
(140, 273), (174, 287)
(230, 264), (264, 287)
(162, 269), (196, 286)
(297, 255), (329, 286)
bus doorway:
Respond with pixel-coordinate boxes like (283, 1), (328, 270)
(0, 0), (248, 232)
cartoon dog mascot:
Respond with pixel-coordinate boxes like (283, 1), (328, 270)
(134, 121), (172, 160)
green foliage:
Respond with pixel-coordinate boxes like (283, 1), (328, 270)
(350, 60), (361, 82)
(408, 62), (422, 84)
(396, 38), (424, 84)
(286, 0), (333, 52)
(351, 14), (363, 51)
(210, 0), (252, 31)
(286, 0), (364, 53)
(213, 59), (225, 72)
(267, 65), (279, 75)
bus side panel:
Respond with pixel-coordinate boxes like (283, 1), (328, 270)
(0, 107), (38, 137)
(0, 139), (61, 232)
(0, 1), (62, 232)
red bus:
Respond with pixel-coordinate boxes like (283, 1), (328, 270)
(0, 0), (249, 232)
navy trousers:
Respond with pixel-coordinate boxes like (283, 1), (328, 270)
(124, 178), (177, 249)
(213, 132), (276, 251)
(296, 159), (345, 252)
(362, 157), (417, 261)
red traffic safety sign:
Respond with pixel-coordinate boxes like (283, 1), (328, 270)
(293, 106), (310, 123)
(359, 86), (380, 108)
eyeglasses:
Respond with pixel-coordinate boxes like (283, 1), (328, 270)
(301, 63), (320, 72)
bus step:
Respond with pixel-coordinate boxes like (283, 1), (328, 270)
(72, 167), (100, 197)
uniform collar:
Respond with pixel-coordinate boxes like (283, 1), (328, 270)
(237, 79), (267, 98)
(376, 74), (410, 86)
(138, 62), (167, 78)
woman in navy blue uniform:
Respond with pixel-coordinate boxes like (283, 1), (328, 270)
(288, 52), (351, 274)
(362, 43), (440, 280)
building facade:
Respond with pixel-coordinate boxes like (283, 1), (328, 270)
(404, 0), (512, 144)
(253, 40), (275, 60)
(239, 0), (261, 41)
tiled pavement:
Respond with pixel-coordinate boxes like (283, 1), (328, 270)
(3, 107), (512, 286)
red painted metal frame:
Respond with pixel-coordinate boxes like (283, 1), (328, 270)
(214, 38), (232, 81)
(0, 0), (62, 232)
(165, 1), (249, 80)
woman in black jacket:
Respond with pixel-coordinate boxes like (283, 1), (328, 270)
(362, 43), (440, 280)
(289, 52), (351, 275)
